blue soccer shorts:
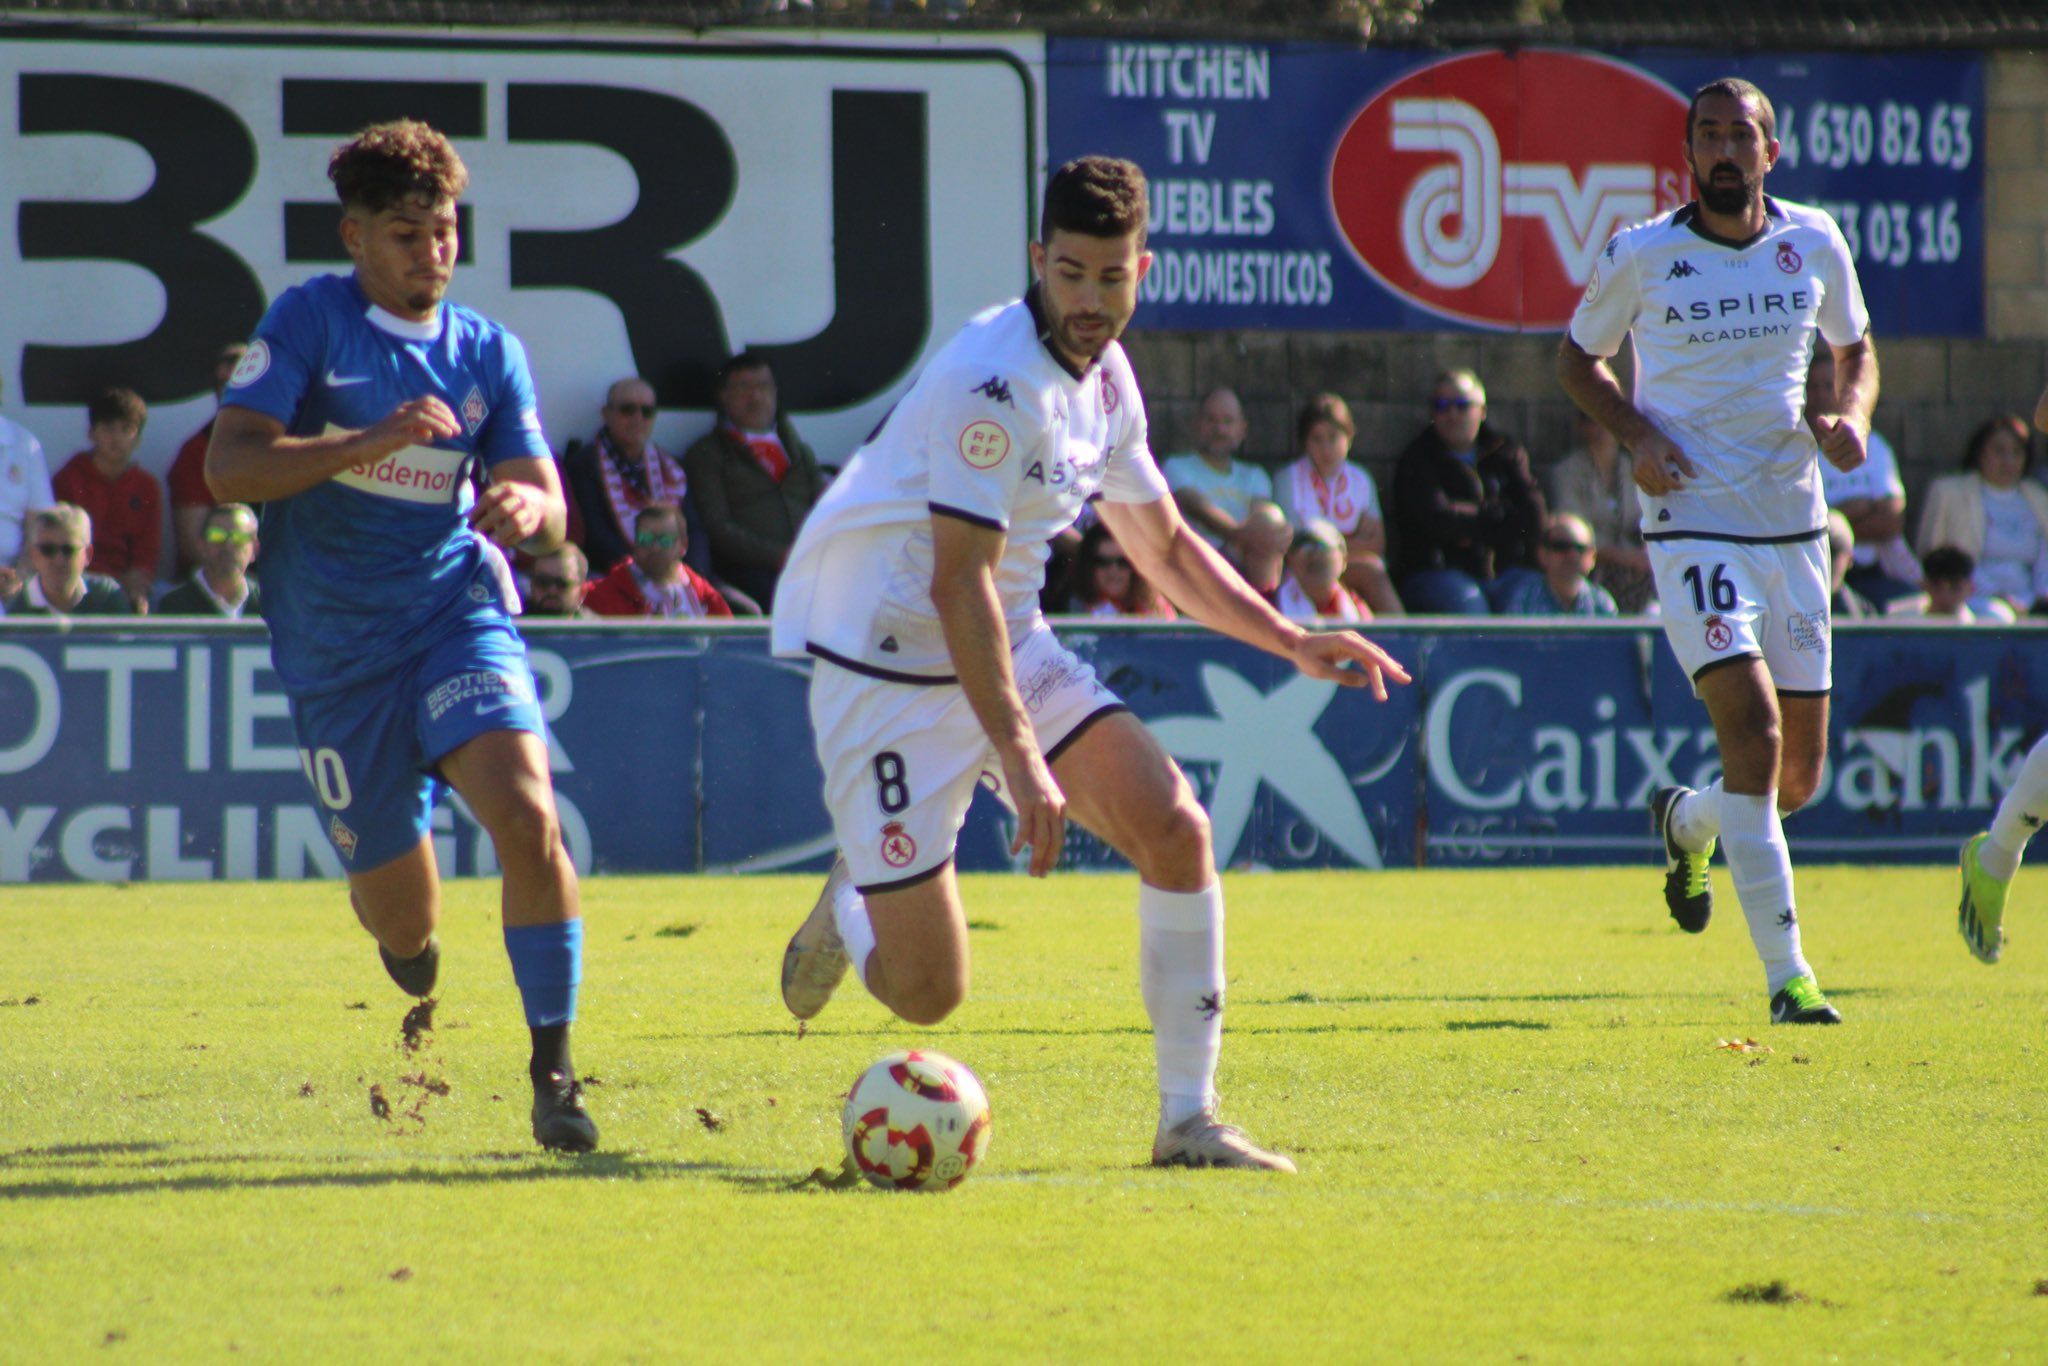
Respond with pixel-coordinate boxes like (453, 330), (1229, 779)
(286, 617), (548, 872)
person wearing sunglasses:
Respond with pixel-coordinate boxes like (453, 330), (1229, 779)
(559, 376), (714, 583)
(1496, 514), (1620, 617)
(1388, 368), (1546, 615)
(583, 502), (732, 619)
(2, 503), (132, 617)
(157, 502), (262, 617)
(521, 543), (593, 619)
(1067, 522), (1175, 619)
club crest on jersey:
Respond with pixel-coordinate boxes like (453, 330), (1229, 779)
(1775, 241), (1803, 274)
(1100, 374), (1119, 413)
(970, 375), (1015, 407)
(879, 821), (918, 869)
(958, 420), (1011, 470)
(229, 340), (270, 388)
(1703, 615), (1733, 652)
(460, 385), (489, 433)
(329, 815), (358, 861)
(1583, 264), (1601, 303)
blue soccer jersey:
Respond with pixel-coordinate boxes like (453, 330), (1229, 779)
(225, 272), (550, 694)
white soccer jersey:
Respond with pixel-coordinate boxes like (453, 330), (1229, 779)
(1569, 197), (1869, 543)
(771, 292), (1169, 679)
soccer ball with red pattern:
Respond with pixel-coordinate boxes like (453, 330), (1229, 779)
(842, 1049), (991, 1192)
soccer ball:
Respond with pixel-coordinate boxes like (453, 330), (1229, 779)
(842, 1049), (992, 1192)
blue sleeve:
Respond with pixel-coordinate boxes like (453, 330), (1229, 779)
(223, 286), (321, 426)
(480, 328), (551, 470)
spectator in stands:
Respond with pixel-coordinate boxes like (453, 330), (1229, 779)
(683, 351), (826, 608)
(522, 544), (593, 619)
(1809, 347), (1919, 607)
(1498, 513), (1619, 617)
(0, 371), (53, 603)
(2, 503), (132, 617)
(165, 343), (247, 578)
(1389, 368), (1545, 615)
(1229, 498), (1292, 603)
(157, 502), (261, 617)
(1276, 519), (1369, 623)
(1917, 414), (2048, 617)
(1275, 393), (1402, 615)
(584, 503), (733, 620)
(52, 387), (159, 612)
(1163, 387), (1272, 553)
(1889, 545), (2002, 622)
(1546, 410), (1652, 613)
(560, 377), (712, 580)
(1067, 522), (1176, 620)
(1826, 510), (1878, 621)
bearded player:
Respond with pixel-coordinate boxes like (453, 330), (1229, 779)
(207, 121), (595, 1150)
(772, 157), (1409, 1171)
(1559, 79), (1879, 1025)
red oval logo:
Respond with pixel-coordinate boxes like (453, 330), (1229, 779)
(1330, 49), (1691, 330)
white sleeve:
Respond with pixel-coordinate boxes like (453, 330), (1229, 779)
(1097, 354), (1170, 505)
(27, 433), (52, 508)
(923, 366), (1034, 530)
(1567, 231), (1642, 359)
(1816, 213), (1871, 347)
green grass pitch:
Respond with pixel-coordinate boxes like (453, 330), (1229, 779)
(3, 865), (2044, 1359)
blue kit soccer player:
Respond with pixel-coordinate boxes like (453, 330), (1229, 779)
(207, 121), (595, 1151)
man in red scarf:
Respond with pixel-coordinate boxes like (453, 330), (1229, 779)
(682, 352), (826, 609)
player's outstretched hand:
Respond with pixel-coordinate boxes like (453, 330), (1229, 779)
(1630, 427), (1698, 496)
(1289, 631), (1411, 702)
(1001, 749), (1067, 878)
(363, 396), (462, 457)
(469, 480), (545, 548)
(1812, 412), (1869, 472)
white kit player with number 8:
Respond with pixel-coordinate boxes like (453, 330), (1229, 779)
(1560, 78), (1880, 1025)
(771, 157), (1409, 1170)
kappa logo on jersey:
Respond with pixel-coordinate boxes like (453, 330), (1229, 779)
(460, 385), (489, 433)
(1666, 259), (1700, 280)
(958, 419), (1011, 470)
(1703, 615), (1733, 652)
(879, 820), (917, 869)
(1776, 241), (1804, 274)
(228, 340), (270, 388)
(1330, 49), (1689, 329)
(970, 375), (1015, 407)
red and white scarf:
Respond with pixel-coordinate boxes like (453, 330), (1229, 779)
(726, 422), (790, 483)
(1283, 457), (1372, 534)
(597, 429), (688, 528)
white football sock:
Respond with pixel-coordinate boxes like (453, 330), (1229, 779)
(1985, 734), (2048, 882)
(1673, 781), (1723, 852)
(1719, 791), (1810, 993)
(831, 877), (878, 993)
(1139, 882), (1224, 1129)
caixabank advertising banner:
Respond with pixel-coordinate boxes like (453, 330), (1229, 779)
(1, 622), (2040, 882)
(1046, 40), (1983, 335)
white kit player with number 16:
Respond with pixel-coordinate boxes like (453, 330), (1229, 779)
(771, 157), (1409, 1170)
(1559, 78), (1879, 1025)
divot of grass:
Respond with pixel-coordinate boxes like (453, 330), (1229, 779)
(1725, 1280), (1807, 1306)
(966, 919), (1002, 931)
(654, 923), (700, 939)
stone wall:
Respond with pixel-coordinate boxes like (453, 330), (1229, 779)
(1124, 48), (2048, 528)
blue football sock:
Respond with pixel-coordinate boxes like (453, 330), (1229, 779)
(504, 919), (582, 1028)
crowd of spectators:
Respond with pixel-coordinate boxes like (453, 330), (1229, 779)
(4, 349), (2047, 629)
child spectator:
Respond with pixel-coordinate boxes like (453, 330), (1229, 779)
(1888, 545), (2010, 623)
(1275, 393), (1402, 615)
(1276, 519), (1370, 623)
(1229, 498), (1292, 603)
(1067, 523), (1176, 620)
(1498, 514), (1619, 617)
(52, 387), (159, 611)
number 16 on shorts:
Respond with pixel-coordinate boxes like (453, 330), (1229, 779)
(1647, 538), (1832, 693)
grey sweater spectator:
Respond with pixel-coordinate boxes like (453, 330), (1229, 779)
(682, 351), (826, 609)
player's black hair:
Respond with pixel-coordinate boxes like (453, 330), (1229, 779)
(1921, 545), (1976, 584)
(1296, 392), (1355, 449)
(87, 386), (146, 430)
(1040, 157), (1149, 247)
(1961, 413), (2035, 477)
(1686, 78), (1776, 144)
(717, 351), (776, 387)
(330, 119), (469, 212)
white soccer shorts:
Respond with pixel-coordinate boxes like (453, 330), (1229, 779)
(808, 621), (1125, 891)
(1648, 536), (1832, 696)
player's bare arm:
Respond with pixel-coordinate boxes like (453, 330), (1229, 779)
(1810, 335), (1880, 473)
(205, 396), (461, 504)
(1556, 336), (1698, 497)
(471, 455), (568, 554)
(928, 511), (1066, 876)
(1098, 496), (1409, 702)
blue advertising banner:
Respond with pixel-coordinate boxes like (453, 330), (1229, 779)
(0, 621), (2040, 883)
(1046, 41), (1983, 336)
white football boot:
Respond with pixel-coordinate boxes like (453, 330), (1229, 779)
(1152, 1109), (1297, 1173)
(780, 856), (853, 1020)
